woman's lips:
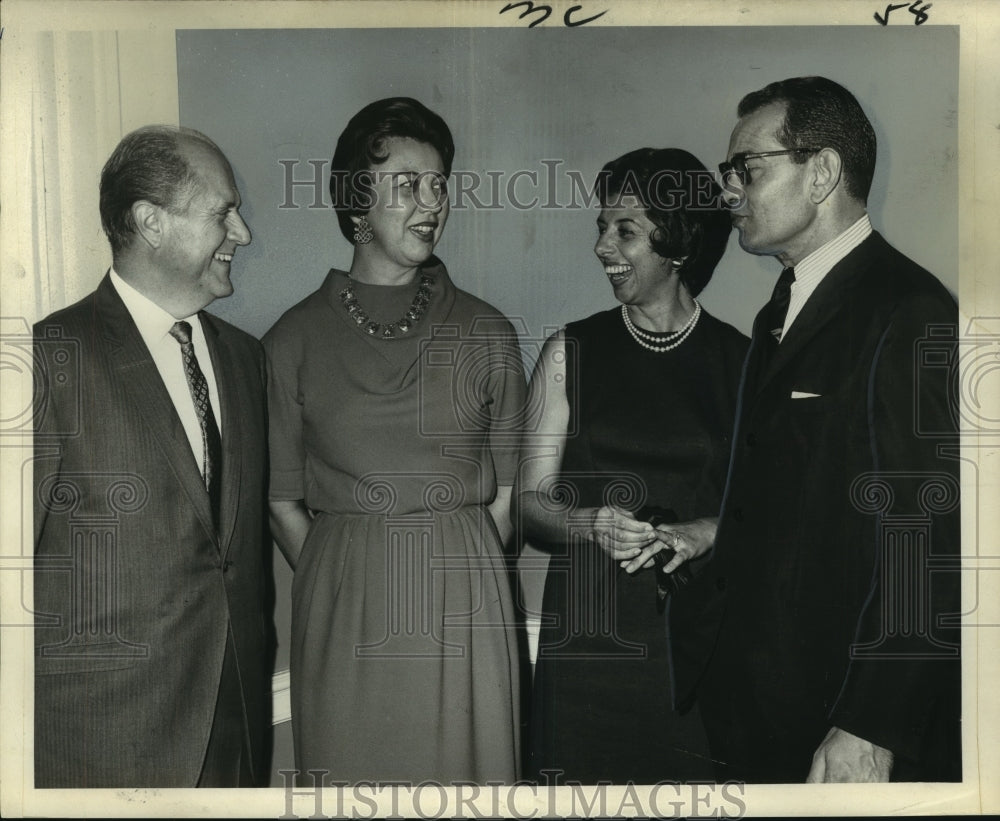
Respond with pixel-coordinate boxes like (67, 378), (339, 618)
(604, 263), (633, 284)
(409, 223), (437, 241)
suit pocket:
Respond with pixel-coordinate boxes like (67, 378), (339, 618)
(35, 642), (148, 675)
(786, 392), (836, 415)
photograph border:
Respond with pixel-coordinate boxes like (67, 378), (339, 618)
(2, 0), (997, 817)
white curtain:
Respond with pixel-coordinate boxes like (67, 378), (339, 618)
(0, 28), (179, 798)
(8, 30), (179, 322)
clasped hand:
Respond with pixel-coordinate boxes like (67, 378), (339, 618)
(619, 516), (718, 575)
(583, 505), (655, 560)
(583, 508), (717, 576)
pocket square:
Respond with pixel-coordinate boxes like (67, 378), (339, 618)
(791, 390), (821, 399)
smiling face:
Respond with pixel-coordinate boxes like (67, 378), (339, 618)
(351, 137), (449, 283)
(158, 140), (251, 314)
(725, 102), (819, 264)
(594, 195), (675, 308)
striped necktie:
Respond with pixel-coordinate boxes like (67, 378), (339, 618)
(169, 320), (222, 525)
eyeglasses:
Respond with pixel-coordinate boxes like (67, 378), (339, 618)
(718, 148), (822, 186)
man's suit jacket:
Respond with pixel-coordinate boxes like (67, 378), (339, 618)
(669, 232), (961, 781)
(33, 274), (271, 787)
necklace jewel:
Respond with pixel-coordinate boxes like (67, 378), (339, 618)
(621, 300), (701, 352)
(340, 274), (434, 339)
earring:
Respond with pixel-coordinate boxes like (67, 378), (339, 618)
(353, 215), (373, 245)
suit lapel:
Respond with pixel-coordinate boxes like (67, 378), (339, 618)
(200, 313), (242, 559)
(96, 275), (218, 545)
(751, 233), (881, 398)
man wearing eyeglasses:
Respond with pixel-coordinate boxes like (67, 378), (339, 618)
(646, 76), (961, 783)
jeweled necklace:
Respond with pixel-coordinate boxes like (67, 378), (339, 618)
(620, 300), (701, 353)
(339, 274), (434, 338)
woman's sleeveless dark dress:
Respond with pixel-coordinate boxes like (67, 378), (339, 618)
(529, 306), (748, 784)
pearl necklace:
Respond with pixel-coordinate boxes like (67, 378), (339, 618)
(620, 300), (701, 353)
(339, 274), (434, 338)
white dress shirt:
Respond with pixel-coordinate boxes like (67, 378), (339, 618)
(110, 269), (222, 474)
(780, 214), (873, 341)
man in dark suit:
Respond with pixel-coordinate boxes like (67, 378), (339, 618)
(33, 125), (271, 787)
(644, 77), (961, 782)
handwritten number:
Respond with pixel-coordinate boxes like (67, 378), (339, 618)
(909, 2), (931, 24)
(500, 1), (552, 27)
(874, 2), (908, 24)
(874, 0), (931, 25)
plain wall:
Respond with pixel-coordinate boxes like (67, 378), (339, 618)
(177, 26), (958, 343)
(175, 25), (958, 783)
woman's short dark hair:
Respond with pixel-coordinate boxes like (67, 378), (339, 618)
(737, 76), (877, 203)
(99, 125), (220, 257)
(595, 148), (731, 297)
(330, 97), (455, 244)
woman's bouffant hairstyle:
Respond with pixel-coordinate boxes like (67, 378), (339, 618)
(329, 97), (455, 244)
(595, 148), (732, 297)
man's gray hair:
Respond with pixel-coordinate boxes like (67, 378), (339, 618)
(99, 125), (222, 256)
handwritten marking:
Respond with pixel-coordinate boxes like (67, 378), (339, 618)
(500, 1), (607, 27)
(910, 2), (931, 24)
(564, 4), (607, 26)
(874, 2), (908, 24)
(874, 1), (931, 25)
(500, 1), (552, 26)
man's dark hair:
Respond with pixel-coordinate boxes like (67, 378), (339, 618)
(99, 125), (221, 257)
(329, 97), (455, 244)
(595, 147), (732, 298)
(737, 76), (877, 203)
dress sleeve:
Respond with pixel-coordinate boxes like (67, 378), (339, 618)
(262, 322), (307, 500)
(486, 318), (528, 486)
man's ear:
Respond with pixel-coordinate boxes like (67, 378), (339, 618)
(131, 200), (165, 250)
(810, 148), (843, 204)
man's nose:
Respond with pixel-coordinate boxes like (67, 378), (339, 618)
(720, 177), (745, 210)
(230, 212), (252, 246)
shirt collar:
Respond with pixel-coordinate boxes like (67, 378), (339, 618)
(793, 214), (873, 284)
(109, 268), (199, 343)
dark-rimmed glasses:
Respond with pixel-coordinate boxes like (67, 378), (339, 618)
(718, 148), (822, 186)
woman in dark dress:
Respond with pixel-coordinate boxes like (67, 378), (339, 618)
(518, 148), (749, 783)
(264, 98), (524, 784)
